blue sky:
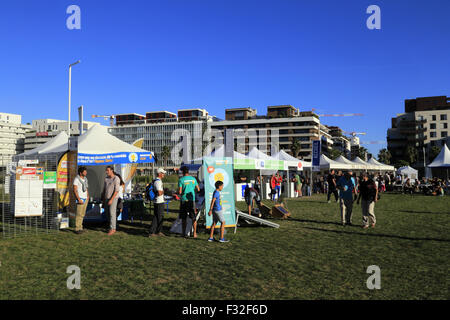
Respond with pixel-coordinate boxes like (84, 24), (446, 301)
(0, 0), (449, 156)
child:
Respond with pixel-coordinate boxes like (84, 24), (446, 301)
(208, 181), (229, 243)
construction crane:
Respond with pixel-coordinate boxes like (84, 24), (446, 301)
(91, 114), (115, 127)
(343, 131), (366, 137)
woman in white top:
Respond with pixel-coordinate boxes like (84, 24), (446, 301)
(115, 173), (125, 217)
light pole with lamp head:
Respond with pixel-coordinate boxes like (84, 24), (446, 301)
(68, 60), (81, 138)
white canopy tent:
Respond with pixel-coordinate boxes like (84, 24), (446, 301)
(320, 154), (353, 170)
(351, 157), (377, 171)
(335, 155), (364, 170)
(427, 144), (450, 179)
(397, 166), (418, 180)
(367, 157), (395, 172)
(20, 131), (69, 156)
(192, 144), (248, 163)
(428, 144), (450, 168)
(272, 150), (311, 170)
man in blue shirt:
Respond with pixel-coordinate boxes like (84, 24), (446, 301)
(337, 171), (356, 226)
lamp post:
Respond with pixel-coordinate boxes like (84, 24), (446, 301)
(68, 60), (81, 137)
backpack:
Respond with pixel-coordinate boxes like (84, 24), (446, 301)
(145, 179), (159, 201)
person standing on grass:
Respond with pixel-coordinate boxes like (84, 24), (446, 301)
(327, 170), (338, 203)
(149, 168), (166, 237)
(337, 171), (355, 226)
(270, 173), (277, 201)
(178, 166), (200, 238)
(101, 166), (120, 236)
(115, 173), (125, 219)
(208, 181), (229, 243)
(294, 172), (302, 197)
(357, 173), (378, 229)
(73, 166), (89, 234)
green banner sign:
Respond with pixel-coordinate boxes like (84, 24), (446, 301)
(203, 157), (236, 228)
(43, 171), (57, 189)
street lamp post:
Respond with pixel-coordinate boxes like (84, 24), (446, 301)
(68, 60), (81, 138)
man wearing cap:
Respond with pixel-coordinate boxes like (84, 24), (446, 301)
(149, 168), (166, 237)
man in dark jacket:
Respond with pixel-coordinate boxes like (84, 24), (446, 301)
(357, 173), (378, 229)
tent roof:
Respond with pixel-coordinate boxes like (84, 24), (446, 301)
(246, 147), (275, 160)
(320, 154), (353, 170)
(397, 166), (418, 174)
(367, 157), (395, 171)
(272, 150), (311, 169)
(428, 144), (450, 168)
(335, 155), (364, 170)
(78, 125), (150, 154)
(192, 145), (248, 162)
(20, 131), (69, 156)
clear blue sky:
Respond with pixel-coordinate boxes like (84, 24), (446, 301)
(1, 0), (449, 156)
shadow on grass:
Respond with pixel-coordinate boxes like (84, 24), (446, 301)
(287, 217), (343, 226)
(399, 210), (450, 215)
(302, 226), (450, 243)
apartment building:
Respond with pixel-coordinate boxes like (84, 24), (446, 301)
(210, 106), (333, 161)
(327, 126), (351, 158)
(24, 119), (102, 151)
(0, 112), (31, 166)
(387, 95), (450, 167)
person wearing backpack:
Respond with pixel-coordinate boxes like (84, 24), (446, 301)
(149, 168), (166, 237)
(357, 173), (378, 229)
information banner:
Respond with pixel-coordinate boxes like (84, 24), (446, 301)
(43, 171), (57, 189)
(77, 152), (155, 165)
(312, 140), (321, 172)
(203, 157), (236, 228)
(15, 166), (44, 217)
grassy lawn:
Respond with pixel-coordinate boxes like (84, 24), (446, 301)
(0, 193), (449, 299)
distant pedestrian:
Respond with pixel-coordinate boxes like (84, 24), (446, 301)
(115, 173), (125, 218)
(208, 181), (229, 243)
(337, 171), (355, 226)
(178, 166), (200, 238)
(73, 166), (89, 234)
(327, 170), (338, 203)
(101, 166), (120, 236)
(357, 173), (378, 229)
(149, 168), (166, 237)
(294, 172), (302, 197)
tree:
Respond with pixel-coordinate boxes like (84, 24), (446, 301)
(161, 145), (171, 167)
(358, 146), (369, 160)
(405, 145), (418, 165)
(290, 139), (301, 158)
(329, 148), (343, 160)
(396, 159), (409, 168)
(429, 146), (441, 162)
(377, 148), (392, 164)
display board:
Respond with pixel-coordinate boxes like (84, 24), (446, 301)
(203, 157), (236, 228)
(43, 171), (57, 189)
(312, 140), (321, 172)
(77, 151), (154, 165)
(14, 166), (44, 217)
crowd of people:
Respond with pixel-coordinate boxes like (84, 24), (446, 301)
(72, 164), (448, 237)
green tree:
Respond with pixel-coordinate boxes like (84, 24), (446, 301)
(429, 146), (441, 162)
(290, 139), (301, 158)
(329, 148), (343, 160)
(357, 146), (369, 160)
(161, 146), (171, 167)
(405, 145), (418, 165)
(377, 148), (392, 164)
(396, 159), (409, 168)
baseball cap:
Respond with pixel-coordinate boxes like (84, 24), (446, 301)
(157, 168), (167, 174)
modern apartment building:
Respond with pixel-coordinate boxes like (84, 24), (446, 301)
(109, 109), (215, 170)
(387, 95), (450, 167)
(327, 126), (351, 158)
(210, 106), (333, 161)
(24, 119), (103, 151)
(115, 113), (145, 126)
(0, 112), (31, 166)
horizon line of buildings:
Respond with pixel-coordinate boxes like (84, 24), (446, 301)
(4, 94), (449, 171)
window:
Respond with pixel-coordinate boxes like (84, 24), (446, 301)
(430, 132), (436, 138)
(444, 123), (448, 129)
(442, 131), (448, 138)
(430, 123), (436, 129)
(432, 115), (436, 121)
(440, 114), (447, 121)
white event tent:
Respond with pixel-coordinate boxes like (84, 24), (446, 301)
(367, 157), (395, 172)
(272, 150), (311, 170)
(397, 166), (418, 180)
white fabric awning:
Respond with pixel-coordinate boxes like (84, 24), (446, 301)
(428, 144), (450, 168)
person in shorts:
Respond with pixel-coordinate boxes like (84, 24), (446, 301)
(208, 181), (229, 243)
(178, 166), (200, 238)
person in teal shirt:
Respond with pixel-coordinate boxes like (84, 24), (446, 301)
(337, 171), (356, 226)
(178, 166), (200, 238)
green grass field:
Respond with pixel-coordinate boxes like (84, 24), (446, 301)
(0, 193), (449, 300)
